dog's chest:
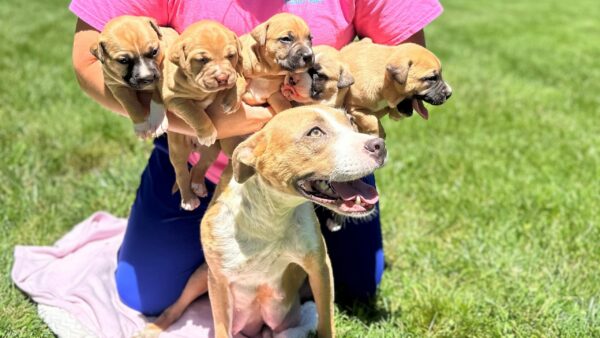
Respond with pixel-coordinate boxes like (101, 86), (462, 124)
(212, 202), (319, 284)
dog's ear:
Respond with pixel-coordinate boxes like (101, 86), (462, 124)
(234, 34), (245, 74)
(168, 40), (187, 67)
(148, 18), (162, 39)
(232, 132), (265, 184)
(250, 21), (269, 46)
(386, 60), (412, 85)
(337, 63), (354, 89)
(90, 41), (107, 63)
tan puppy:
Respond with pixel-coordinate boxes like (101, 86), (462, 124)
(163, 20), (243, 147)
(162, 21), (244, 210)
(240, 13), (314, 112)
(340, 38), (452, 137)
(91, 16), (178, 138)
(281, 45), (355, 108)
(139, 105), (387, 338)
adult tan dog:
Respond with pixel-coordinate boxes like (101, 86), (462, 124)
(138, 105), (387, 338)
(281, 45), (354, 108)
(162, 21), (244, 210)
(340, 38), (452, 137)
(240, 13), (314, 113)
(91, 16), (177, 139)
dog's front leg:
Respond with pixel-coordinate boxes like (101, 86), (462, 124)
(167, 97), (217, 146)
(267, 91), (293, 114)
(208, 267), (234, 338)
(302, 249), (334, 338)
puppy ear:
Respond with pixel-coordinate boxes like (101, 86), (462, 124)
(232, 133), (265, 184)
(386, 60), (412, 85)
(250, 21), (268, 46)
(337, 64), (354, 89)
(148, 18), (162, 39)
(168, 40), (186, 67)
(90, 41), (107, 63)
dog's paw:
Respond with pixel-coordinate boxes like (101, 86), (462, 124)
(191, 182), (208, 197)
(131, 324), (162, 338)
(148, 101), (169, 137)
(180, 197), (201, 211)
(133, 103), (169, 139)
(196, 128), (218, 147)
(222, 98), (242, 115)
(326, 218), (342, 232)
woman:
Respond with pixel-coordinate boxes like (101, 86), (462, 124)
(70, 0), (443, 316)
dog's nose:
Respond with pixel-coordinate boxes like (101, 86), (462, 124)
(364, 138), (386, 161)
(136, 75), (156, 86)
(301, 51), (314, 65)
(215, 73), (230, 86)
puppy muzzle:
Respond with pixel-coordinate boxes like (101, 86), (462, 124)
(279, 45), (314, 72)
(419, 81), (452, 105)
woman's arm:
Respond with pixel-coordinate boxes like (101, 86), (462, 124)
(72, 18), (273, 139)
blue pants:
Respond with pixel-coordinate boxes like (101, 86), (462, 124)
(115, 136), (384, 316)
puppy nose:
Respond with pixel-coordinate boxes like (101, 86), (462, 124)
(301, 51), (314, 65)
(215, 73), (230, 86)
(364, 138), (386, 161)
(136, 75), (156, 86)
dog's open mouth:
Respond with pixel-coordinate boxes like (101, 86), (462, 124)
(296, 178), (378, 216)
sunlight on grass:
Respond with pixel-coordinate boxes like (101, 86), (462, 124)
(1, 0), (598, 336)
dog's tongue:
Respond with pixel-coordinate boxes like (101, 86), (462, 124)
(412, 99), (429, 120)
(281, 83), (298, 99)
(331, 179), (379, 205)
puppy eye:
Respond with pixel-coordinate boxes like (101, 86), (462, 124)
(423, 74), (439, 82)
(226, 53), (236, 60)
(306, 127), (325, 137)
(278, 36), (293, 44)
(196, 57), (210, 64)
(150, 47), (159, 57)
(117, 57), (130, 65)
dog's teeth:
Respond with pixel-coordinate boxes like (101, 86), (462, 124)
(355, 196), (361, 205)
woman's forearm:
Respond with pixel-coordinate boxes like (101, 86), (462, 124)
(72, 18), (272, 139)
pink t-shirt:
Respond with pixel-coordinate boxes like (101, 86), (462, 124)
(70, 0), (442, 182)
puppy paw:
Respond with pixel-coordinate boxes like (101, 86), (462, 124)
(191, 182), (208, 197)
(180, 197), (200, 211)
(131, 324), (162, 338)
(326, 218), (342, 232)
(133, 102), (169, 139)
(148, 101), (169, 137)
(196, 128), (218, 147)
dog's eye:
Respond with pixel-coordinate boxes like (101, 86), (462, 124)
(117, 57), (130, 65)
(306, 127), (325, 137)
(423, 74), (439, 82)
(150, 47), (159, 57)
(196, 57), (210, 64)
(226, 53), (236, 60)
(278, 36), (293, 44)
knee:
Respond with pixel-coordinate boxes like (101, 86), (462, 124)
(333, 247), (385, 305)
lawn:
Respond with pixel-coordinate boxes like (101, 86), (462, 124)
(1, 0), (599, 337)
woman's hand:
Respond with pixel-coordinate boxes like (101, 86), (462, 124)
(72, 18), (274, 139)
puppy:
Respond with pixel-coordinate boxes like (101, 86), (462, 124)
(281, 45), (355, 108)
(340, 38), (453, 137)
(140, 105), (387, 338)
(162, 20), (243, 146)
(162, 21), (244, 210)
(91, 16), (177, 138)
(240, 13), (314, 112)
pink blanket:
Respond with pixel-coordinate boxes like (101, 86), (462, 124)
(11, 212), (216, 338)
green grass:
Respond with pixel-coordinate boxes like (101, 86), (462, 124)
(1, 0), (599, 336)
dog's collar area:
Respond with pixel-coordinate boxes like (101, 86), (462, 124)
(296, 178), (378, 215)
